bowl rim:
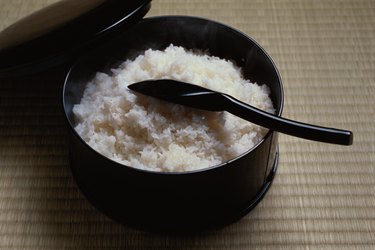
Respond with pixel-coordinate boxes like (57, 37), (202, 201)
(62, 15), (284, 176)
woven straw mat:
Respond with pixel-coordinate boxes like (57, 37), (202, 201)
(0, 0), (374, 249)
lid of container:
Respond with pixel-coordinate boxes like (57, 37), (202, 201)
(0, 0), (151, 75)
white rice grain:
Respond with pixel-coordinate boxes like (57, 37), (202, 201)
(73, 45), (275, 172)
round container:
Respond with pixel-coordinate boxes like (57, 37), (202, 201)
(62, 16), (283, 232)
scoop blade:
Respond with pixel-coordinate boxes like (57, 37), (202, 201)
(128, 79), (227, 111)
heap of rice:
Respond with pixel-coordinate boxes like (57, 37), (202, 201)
(73, 45), (275, 172)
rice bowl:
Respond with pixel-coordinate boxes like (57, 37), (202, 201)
(62, 16), (283, 231)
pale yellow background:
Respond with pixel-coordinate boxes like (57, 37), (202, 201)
(0, 0), (374, 249)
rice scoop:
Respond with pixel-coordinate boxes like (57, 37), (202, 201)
(73, 45), (275, 172)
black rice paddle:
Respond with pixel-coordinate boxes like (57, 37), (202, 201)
(128, 79), (353, 145)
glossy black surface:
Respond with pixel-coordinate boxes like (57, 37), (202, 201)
(63, 16), (283, 231)
(0, 0), (106, 51)
(128, 79), (228, 111)
(0, 0), (151, 75)
(129, 80), (353, 145)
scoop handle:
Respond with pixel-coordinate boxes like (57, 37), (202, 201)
(223, 94), (353, 145)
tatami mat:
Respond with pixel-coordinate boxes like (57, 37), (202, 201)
(0, 0), (374, 249)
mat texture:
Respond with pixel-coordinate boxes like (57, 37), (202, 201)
(0, 0), (374, 249)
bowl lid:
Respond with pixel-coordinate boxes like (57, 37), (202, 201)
(0, 0), (151, 75)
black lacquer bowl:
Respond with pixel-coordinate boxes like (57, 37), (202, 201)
(63, 16), (283, 232)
